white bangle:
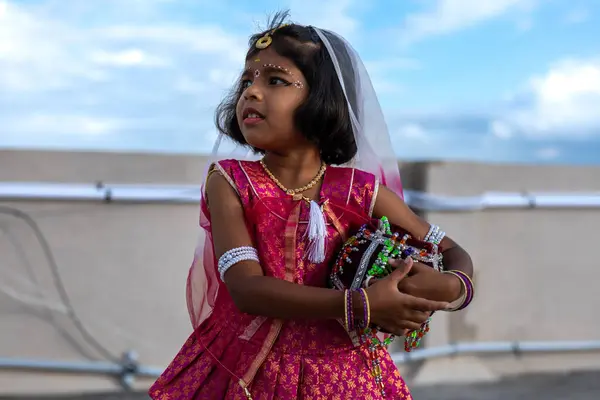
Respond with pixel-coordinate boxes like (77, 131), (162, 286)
(217, 246), (259, 281)
(424, 224), (445, 245)
(423, 224), (436, 242)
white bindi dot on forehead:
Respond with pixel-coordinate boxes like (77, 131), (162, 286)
(254, 69), (260, 78)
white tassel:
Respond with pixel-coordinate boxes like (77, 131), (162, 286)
(305, 200), (327, 263)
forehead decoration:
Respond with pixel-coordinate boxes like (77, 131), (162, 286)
(248, 25), (304, 89)
(250, 63), (304, 89)
(255, 24), (289, 50)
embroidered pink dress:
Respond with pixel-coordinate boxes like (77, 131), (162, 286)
(149, 159), (412, 399)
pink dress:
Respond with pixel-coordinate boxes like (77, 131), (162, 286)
(149, 159), (412, 399)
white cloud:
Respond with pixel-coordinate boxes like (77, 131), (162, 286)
(490, 120), (514, 139)
(0, 1), (104, 91)
(8, 114), (125, 136)
(289, 0), (358, 39)
(98, 25), (247, 60)
(396, 123), (430, 142)
(174, 76), (208, 94)
(0, 0), (248, 152)
(399, 0), (536, 43)
(491, 58), (600, 138)
(89, 49), (171, 68)
(0, 0), (368, 153)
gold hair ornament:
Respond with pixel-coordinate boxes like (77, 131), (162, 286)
(255, 24), (289, 49)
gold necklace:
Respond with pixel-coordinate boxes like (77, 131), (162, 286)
(259, 159), (326, 202)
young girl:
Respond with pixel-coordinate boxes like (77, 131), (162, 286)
(149, 12), (474, 400)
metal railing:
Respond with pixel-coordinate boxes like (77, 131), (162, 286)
(1, 182), (600, 210)
(1, 340), (600, 389)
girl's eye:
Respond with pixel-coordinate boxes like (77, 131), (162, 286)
(269, 77), (290, 86)
(241, 79), (252, 89)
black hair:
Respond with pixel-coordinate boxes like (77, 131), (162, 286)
(214, 10), (358, 165)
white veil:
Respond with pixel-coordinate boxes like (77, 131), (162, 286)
(313, 27), (403, 198)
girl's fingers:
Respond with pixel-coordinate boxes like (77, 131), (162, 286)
(404, 310), (431, 324)
(404, 294), (449, 312)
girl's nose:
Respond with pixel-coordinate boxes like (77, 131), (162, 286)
(244, 82), (263, 101)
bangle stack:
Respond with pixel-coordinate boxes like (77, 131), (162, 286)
(424, 224), (446, 245)
(344, 288), (391, 396)
(442, 270), (474, 311)
(343, 288), (371, 331)
(217, 246), (260, 281)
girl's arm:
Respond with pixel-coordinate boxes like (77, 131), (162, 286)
(206, 172), (342, 319)
(205, 172), (447, 327)
(372, 185), (474, 301)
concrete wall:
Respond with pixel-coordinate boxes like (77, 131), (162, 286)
(1, 150), (599, 394)
(415, 162), (600, 384)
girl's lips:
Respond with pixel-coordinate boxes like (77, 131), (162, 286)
(243, 117), (264, 126)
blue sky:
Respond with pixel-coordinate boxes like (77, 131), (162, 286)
(1, 0), (599, 164)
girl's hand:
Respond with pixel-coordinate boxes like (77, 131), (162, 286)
(365, 258), (449, 335)
(397, 261), (462, 303)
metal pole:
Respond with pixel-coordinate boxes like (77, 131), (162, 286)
(390, 340), (600, 364)
(1, 182), (600, 210)
(2, 340), (600, 384)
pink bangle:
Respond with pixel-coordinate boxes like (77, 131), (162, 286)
(358, 288), (370, 328)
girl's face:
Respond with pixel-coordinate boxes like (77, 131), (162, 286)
(236, 47), (309, 152)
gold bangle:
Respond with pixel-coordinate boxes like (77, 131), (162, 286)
(442, 270), (467, 311)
